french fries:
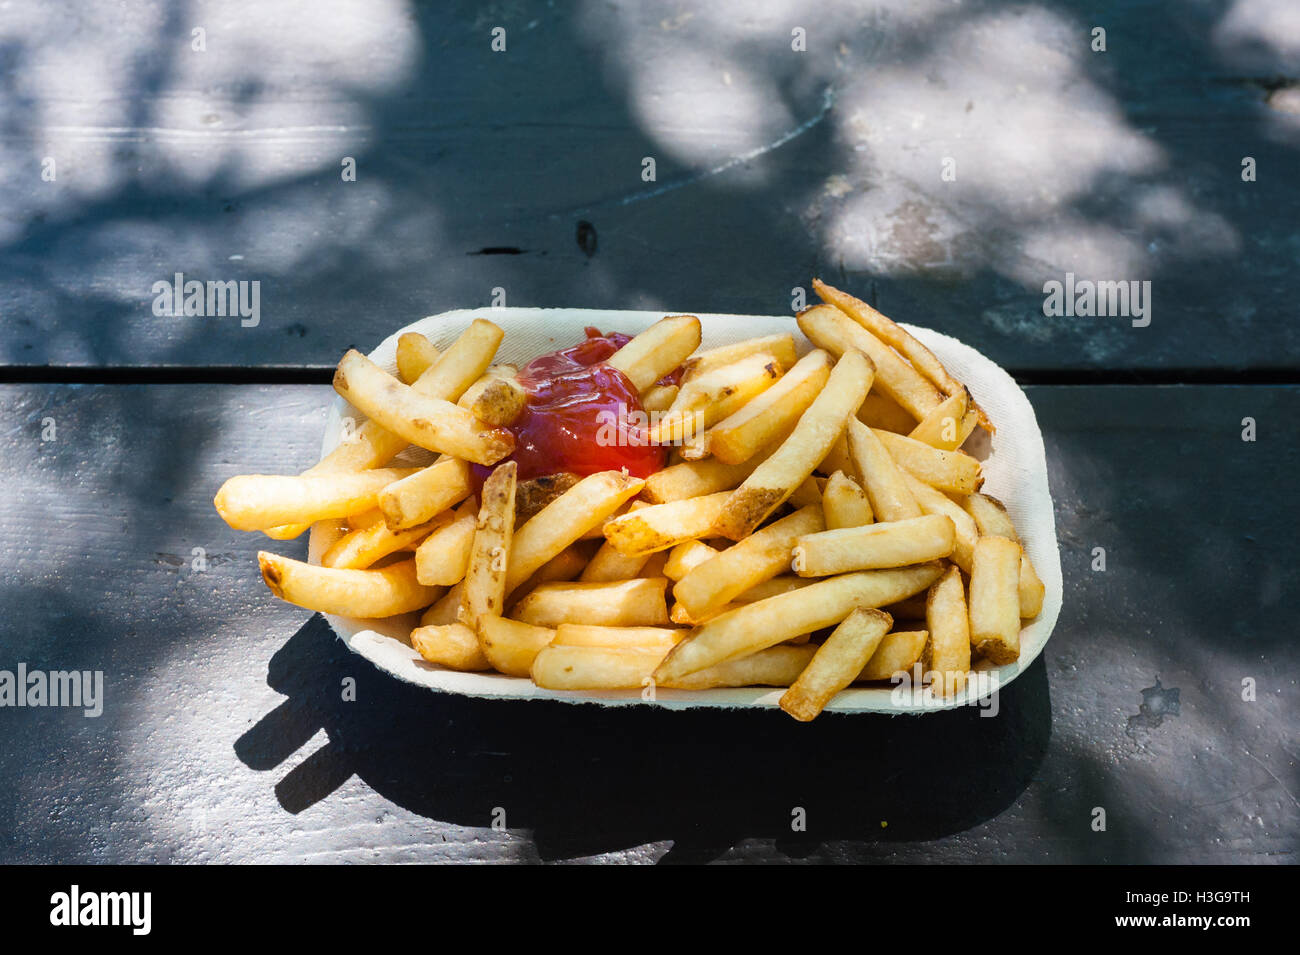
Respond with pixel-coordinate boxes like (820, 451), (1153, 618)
(780, 608), (892, 720)
(909, 390), (977, 451)
(872, 429), (983, 495)
(845, 417), (922, 522)
(377, 457), (472, 530)
(414, 495), (479, 586)
(961, 493), (1045, 618)
(821, 469), (873, 528)
(674, 505), (824, 621)
(513, 577), (670, 628)
(258, 553), (437, 617)
(813, 278), (993, 433)
(504, 470), (645, 594)
(551, 625), (684, 651)
(968, 536), (1022, 664)
(792, 514), (955, 576)
(333, 349), (515, 465)
(680, 333), (797, 383)
(704, 350), (833, 465)
(602, 491), (733, 556)
(712, 349), (874, 540)
(798, 304), (942, 421)
(857, 630), (929, 682)
(458, 461), (517, 626)
(925, 565), (971, 697)
(654, 564), (944, 683)
(216, 468), (419, 531)
(322, 512), (450, 570)
(411, 622), (489, 671)
(477, 615), (555, 677)
(228, 281), (1046, 720)
(606, 314), (701, 391)
(396, 332), (440, 384)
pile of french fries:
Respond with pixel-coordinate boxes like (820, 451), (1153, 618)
(215, 279), (1045, 721)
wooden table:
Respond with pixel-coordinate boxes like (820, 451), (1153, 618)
(1, 0), (1295, 864)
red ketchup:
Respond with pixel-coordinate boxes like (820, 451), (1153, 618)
(474, 328), (669, 487)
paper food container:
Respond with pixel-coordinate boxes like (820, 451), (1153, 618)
(309, 308), (1062, 714)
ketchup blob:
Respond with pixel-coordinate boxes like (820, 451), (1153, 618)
(474, 328), (670, 487)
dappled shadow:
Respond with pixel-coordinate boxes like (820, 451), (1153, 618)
(1, 1), (1298, 372)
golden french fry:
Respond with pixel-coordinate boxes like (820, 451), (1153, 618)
(780, 608), (893, 720)
(818, 434), (854, 477)
(793, 514), (954, 576)
(258, 552), (437, 617)
(846, 417), (922, 522)
(680, 333), (797, 383)
(377, 457), (472, 531)
(639, 550), (670, 578)
(654, 563), (944, 682)
(421, 581), (464, 626)
(580, 538), (653, 582)
(675, 505), (823, 620)
(821, 469), (873, 528)
(459, 461), (517, 626)
(925, 565), (971, 697)
(797, 304), (942, 421)
(663, 644), (818, 689)
(414, 495), (479, 586)
(216, 468), (418, 531)
(961, 493), (1045, 618)
(262, 321), (503, 540)
(873, 429), (983, 495)
(704, 350), (833, 465)
(813, 278), (993, 433)
(899, 472), (978, 573)
(513, 577), (670, 628)
(641, 383), (679, 413)
(455, 363), (518, 409)
(713, 349), (874, 540)
(670, 352), (782, 413)
(467, 375), (528, 427)
(857, 630), (928, 681)
(663, 540), (720, 581)
(505, 470), (645, 594)
(346, 508), (386, 532)
(909, 390), (977, 451)
(603, 491), (733, 556)
(531, 645), (664, 690)
(733, 575), (811, 602)
(322, 512), (450, 570)
(787, 476), (824, 509)
(477, 614), (555, 677)
(411, 622), (489, 671)
(857, 391), (918, 434)
(641, 453), (765, 504)
(551, 625), (684, 651)
(396, 332), (440, 384)
(333, 350), (514, 465)
(606, 315), (701, 391)
(969, 536), (1022, 664)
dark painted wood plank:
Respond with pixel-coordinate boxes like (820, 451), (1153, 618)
(0, 382), (1294, 862)
(1, 1), (1297, 373)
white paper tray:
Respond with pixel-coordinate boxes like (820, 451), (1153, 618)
(308, 308), (1062, 714)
